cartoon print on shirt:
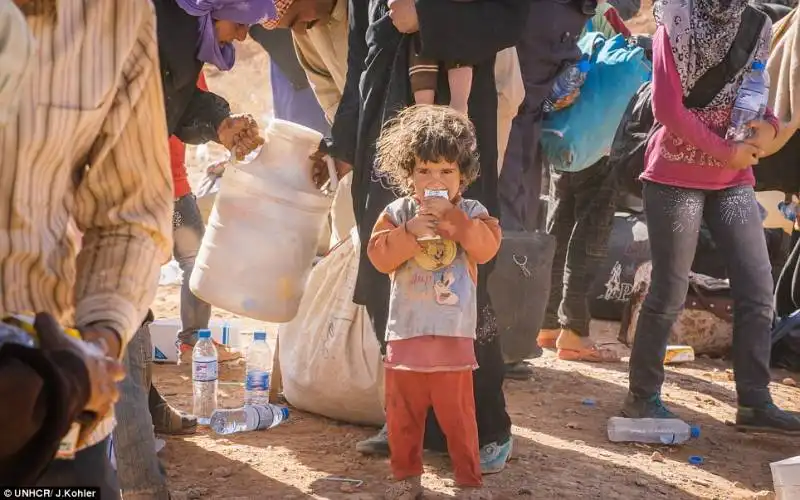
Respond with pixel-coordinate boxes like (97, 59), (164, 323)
(433, 270), (460, 306)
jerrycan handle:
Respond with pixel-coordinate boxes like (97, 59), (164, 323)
(324, 155), (339, 194)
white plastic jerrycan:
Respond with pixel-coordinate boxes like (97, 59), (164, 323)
(190, 119), (337, 323)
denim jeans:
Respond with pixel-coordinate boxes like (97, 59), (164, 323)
(629, 182), (774, 407)
(542, 159), (617, 337)
(174, 193), (211, 346)
(112, 325), (170, 499)
(36, 438), (119, 499)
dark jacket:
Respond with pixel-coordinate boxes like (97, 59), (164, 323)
(153, 0), (232, 144)
(329, 0), (530, 306)
(0, 343), (90, 485)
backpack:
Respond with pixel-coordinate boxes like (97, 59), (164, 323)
(610, 6), (767, 199)
(540, 32), (650, 173)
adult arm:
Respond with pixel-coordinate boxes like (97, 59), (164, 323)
(173, 87), (231, 145)
(414, 0), (529, 64)
(293, 31), (343, 123)
(72, 7), (173, 357)
(367, 212), (421, 274)
(651, 27), (735, 164)
(324, 0), (368, 165)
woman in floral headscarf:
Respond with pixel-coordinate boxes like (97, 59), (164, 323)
(621, 0), (800, 435)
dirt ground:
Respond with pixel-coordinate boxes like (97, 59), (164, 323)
(153, 5), (799, 498)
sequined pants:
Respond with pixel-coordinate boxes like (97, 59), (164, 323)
(629, 182), (774, 407)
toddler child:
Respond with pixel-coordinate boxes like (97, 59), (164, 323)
(367, 105), (501, 500)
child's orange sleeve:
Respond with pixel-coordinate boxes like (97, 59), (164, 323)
(367, 212), (421, 274)
(438, 208), (502, 264)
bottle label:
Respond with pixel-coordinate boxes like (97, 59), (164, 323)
(245, 370), (270, 391)
(733, 88), (764, 113)
(249, 404), (284, 430)
(193, 360), (218, 382)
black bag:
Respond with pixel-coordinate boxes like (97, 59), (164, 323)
(589, 213), (650, 320)
(754, 131), (800, 193)
(770, 312), (800, 372)
(488, 231), (556, 364)
(610, 6), (767, 198)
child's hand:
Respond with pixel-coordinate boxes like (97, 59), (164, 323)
(729, 143), (761, 170)
(405, 213), (438, 238)
(744, 120), (777, 153)
(421, 196), (453, 218)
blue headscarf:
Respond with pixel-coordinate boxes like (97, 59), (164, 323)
(175, 0), (276, 71)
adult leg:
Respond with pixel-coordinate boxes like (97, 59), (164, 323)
(498, 0), (588, 231)
(36, 438), (120, 500)
(555, 160), (620, 361)
(703, 186), (800, 433)
(624, 182), (703, 418)
(112, 325), (170, 500)
(538, 167), (577, 349)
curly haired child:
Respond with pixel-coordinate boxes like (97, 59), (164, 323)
(367, 105), (501, 500)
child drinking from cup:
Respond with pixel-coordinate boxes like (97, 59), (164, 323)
(367, 105), (501, 499)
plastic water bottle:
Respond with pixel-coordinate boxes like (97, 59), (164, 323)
(607, 417), (700, 444)
(779, 200), (798, 222)
(192, 329), (218, 425)
(210, 404), (289, 435)
(543, 58), (591, 113)
(244, 331), (272, 406)
(0, 321), (36, 349)
(726, 61), (770, 141)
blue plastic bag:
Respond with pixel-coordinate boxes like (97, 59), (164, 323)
(541, 32), (651, 173)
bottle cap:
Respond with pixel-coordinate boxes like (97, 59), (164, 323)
(578, 59), (591, 72)
(752, 60), (765, 71)
(688, 455), (704, 466)
(690, 425), (701, 439)
(254, 331), (267, 341)
(280, 407), (289, 419)
(198, 329), (212, 339)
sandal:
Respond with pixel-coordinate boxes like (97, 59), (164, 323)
(384, 477), (423, 500)
(557, 345), (620, 363)
(536, 328), (560, 349)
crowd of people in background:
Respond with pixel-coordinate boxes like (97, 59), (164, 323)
(1, 0), (800, 498)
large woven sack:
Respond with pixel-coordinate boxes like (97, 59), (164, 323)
(619, 262), (733, 356)
(277, 229), (384, 426)
(488, 230), (556, 364)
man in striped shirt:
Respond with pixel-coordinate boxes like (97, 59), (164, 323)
(1, 0), (173, 494)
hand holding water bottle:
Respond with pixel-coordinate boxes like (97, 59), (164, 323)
(744, 119), (778, 154)
(729, 143), (762, 171)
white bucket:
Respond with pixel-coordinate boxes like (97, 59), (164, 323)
(190, 120), (336, 323)
(149, 318), (244, 363)
(771, 455), (800, 500)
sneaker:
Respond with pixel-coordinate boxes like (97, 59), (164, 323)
(621, 393), (679, 419)
(736, 403), (800, 435)
(384, 476), (422, 500)
(178, 341), (241, 365)
(356, 424), (390, 456)
(480, 437), (513, 475)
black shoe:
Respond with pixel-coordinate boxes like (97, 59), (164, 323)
(736, 403), (800, 435)
(621, 392), (679, 419)
(504, 362), (534, 380)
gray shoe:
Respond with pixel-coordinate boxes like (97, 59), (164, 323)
(355, 424), (389, 456)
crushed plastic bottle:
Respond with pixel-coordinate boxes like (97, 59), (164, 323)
(607, 416), (700, 444)
(779, 201), (798, 222)
(726, 61), (770, 141)
(210, 404), (289, 435)
(543, 58), (591, 113)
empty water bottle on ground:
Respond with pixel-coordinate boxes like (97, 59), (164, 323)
(543, 58), (591, 113)
(244, 331), (272, 406)
(193, 329), (218, 425)
(726, 61), (770, 141)
(210, 404), (289, 435)
(607, 416), (700, 444)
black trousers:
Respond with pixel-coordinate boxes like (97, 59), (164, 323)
(366, 287), (512, 449)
